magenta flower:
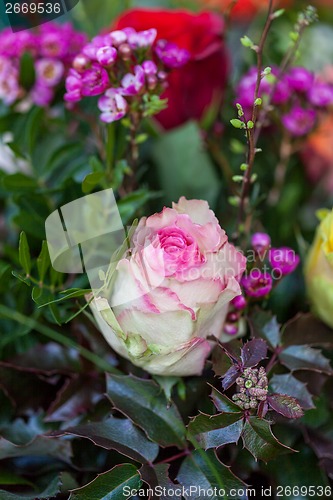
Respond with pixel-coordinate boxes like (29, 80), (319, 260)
(64, 68), (83, 102)
(31, 83), (54, 106)
(98, 89), (128, 123)
(282, 106), (316, 136)
(241, 270), (273, 298)
(155, 40), (190, 69)
(109, 30), (128, 47)
(308, 82), (333, 107)
(127, 28), (157, 49)
(96, 46), (117, 67)
(272, 77), (291, 105)
(0, 69), (21, 105)
(251, 232), (271, 255)
(287, 67), (314, 93)
(121, 65), (145, 95)
(268, 247), (300, 276)
(35, 58), (64, 87)
(142, 60), (158, 76)
(81, 63), (110, 97)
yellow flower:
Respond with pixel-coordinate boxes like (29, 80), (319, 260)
(305, 209), (333, 328)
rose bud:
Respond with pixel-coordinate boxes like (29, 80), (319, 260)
(305, 209), (333, 329)
(89, 198), (246, 376)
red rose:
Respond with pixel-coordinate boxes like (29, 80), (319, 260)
(113, 9), (228, 130)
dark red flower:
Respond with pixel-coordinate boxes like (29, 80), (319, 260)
(113, 9), (229, 130)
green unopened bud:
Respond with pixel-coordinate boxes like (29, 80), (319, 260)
(232, 175), (244, 183)
(251, 173), (258, 183)
(240, 36), (254, 48)
(262, 67), (271, 76)
(240, 163), (248, 171)
(247, 120), (254, 129)
(230, 119), (245, 129)
(272, 8), (285, 19)
(228, 196), (240, 207)
(254, 98), (262, 106)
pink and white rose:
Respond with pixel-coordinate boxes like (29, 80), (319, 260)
(90, 198), (246, 376)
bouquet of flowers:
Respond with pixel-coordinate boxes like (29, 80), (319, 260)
(0, 1), (333, 498)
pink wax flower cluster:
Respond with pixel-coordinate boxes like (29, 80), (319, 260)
(240, 233), (300, 299)
(0, 23), (86, 108)
(235, 66), (333, 137)
(64, 27), (190, 123)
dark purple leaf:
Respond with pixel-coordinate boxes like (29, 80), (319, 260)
(211, 346), (233, 377)
(304, 428), (333, 460)
(241, 338), (268, 368)
(249, 309), (281, 349)
(269, 373), (315, 410)
(242, 417), (295, 462)
(283, 313), (333, 348)
(140, 464), (178, 500)
(279, 345), (333, 374)
(319, 459), (333, 479)
(267, 394), (304, 419)
(221, 365), (241, 391)
(220, 339), (243, 362)
(257, 400), (268, 419)
(45, 375), (104, 422)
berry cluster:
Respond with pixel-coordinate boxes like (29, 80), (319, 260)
(232, 366), (268, 410)
(0, 23), (86, 107)
(64, 28), (190, 123)
(236, 66), (333, 136)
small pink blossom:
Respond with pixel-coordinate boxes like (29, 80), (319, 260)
(96, 46), (117, 67)
(282, 106), (316, 136)
(251, 232), (271, 255)
(142, 60), (158, 76)
(98, 89), (128, 123)
(64, 68), (83, 102)
(35, 58), (64, 87)
(81, 63), (110, 97)
(31, 83), (54, 106)
(241, 270), (273, 298)
(155, 40), (190, 68)
(109, 30), (128, 46)
(127, 28), (157, 49)
(308, 82), (333, 107)
(268, 247), (300, 276)
(121, 65), (145, 96)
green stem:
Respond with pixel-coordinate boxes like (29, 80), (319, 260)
(106, 123), (115, 183)
(0, 305), (120, 374)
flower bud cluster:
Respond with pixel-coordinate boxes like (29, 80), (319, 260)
(240, 233), (300, 299)
(0, 23), (86, 107)
(232, 366), (268, 410)
(64, 27), (190, 123)
(235, 65), (333, 137)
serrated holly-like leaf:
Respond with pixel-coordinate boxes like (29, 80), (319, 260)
(50, 417), (159, 464)
(269, 374), (314, 410)
(210, 386), (243, 413)
(279, 345), (332, 374)
(18, 231), (31, 275)
(241, 417), (295, 462)
(0, 434), (72, 463)
(241, 338), (267, 368)
(106, 374), (186, 448)
(140, 464), (178, 499)
(283, 313), (333, 348)
(187, 412), (243, 450)
(221, 365), (241, 391)
(177, 449), (247, 499)
(69, 464), (141, 500)
(267, 394), (304, 419)
(249, 309), (281, 349)
(0, 474), (62, 500)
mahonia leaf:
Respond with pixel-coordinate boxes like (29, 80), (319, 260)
(69, 464), (141, 500)
(210, 386), (243, 413)
(282, 313), (333, 348)
(241, 338), (268, 368)
(211, 346), (233, 377)
(269, 373), (315, 410)
(279, 345), (332, 374)
(49, 417), (159, 464)
(221, 366), (241, 391)
(140, 464), (178, 499)
(187, 412), (243, 450)
(106, 374), (186, 448)
(241, 417), (295, 462)
(267, 394), (304, 419)
(249, 309), (281, 349)
(177, 449), (247, 500)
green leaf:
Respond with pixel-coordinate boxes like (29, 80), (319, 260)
(279, 345), (332, 374)
(18, 52), (36, 90)
(268, 394), (304, 419)
(0, 470), (33, 486)
(69, 465), (141, 500)
(37, 241), (50, 282)
(240, 35), (254, 48)
(51, 417), (159, 464)
(18, 232), (31, 275)
(269, 373), (314, 410)
(153, 375), (181, 402)
(187, 412), (243, 449)
(2, 173), (38, 192)
(106, 374), (186, 448)
(11, 270), (31, 286)
(0, 474), (61, 500)
(152, 122), (220, 208)
(210, 387), (242, 413)
(177, 450), (247, 500)
(241, 417), (295, 462)
(82, 171), (105, 194)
